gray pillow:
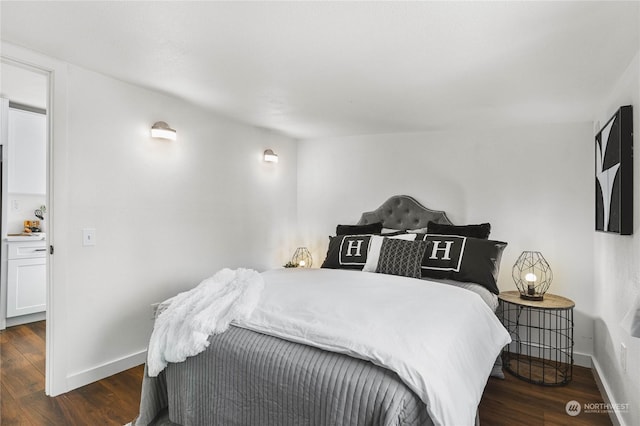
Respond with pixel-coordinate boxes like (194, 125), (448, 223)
(376, 238), (428, 279)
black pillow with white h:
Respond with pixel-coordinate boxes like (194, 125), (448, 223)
(321, 234), (373, 270)
(414, 233), (507, 294)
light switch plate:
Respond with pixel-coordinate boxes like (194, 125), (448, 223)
(82, 228), (96, 246)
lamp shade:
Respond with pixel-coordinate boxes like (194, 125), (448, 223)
(264, 149), (279, 163)
(512, 251), (552, 301)
(151, 121), (177, 140)
(291, 247), (312, 268)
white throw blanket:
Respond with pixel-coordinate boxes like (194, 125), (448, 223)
(147, 268), (264, 377)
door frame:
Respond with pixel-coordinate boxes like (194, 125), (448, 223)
(1, 42), (70, 396)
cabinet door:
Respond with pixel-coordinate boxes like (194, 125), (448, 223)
(7, 258), (46, 317)
(8, 108), (46, 194)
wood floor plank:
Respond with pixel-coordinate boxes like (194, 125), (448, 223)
(100, 364), (146, 406)
(21, 350), (46, 377)
(7, 324), (44, 357)
(1, 362), (44, 399)
(28, 321), (46, 341)
(0, 383), (34, 426)
(16, 390), (70, 426)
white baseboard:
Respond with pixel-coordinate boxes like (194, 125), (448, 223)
(66, 349), (147, 392)
(591, 357), (625, 426)
(574, 351), (591, 368)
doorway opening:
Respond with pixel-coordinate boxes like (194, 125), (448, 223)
(0, 57), (51, 394)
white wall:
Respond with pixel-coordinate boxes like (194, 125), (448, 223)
(62, 64), (298, 387)
(593, 50), (640, 426)
(298, 123), (595, 359)
(2, 43), (298, 395)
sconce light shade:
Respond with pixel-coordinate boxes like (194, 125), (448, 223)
(291, 247), (312, 268)
(264, 149), (279, 163)
(512, 251), (552, 301)
(151, 121), (177, 141)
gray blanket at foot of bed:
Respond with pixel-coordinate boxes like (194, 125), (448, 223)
(134, 326), (432, 426)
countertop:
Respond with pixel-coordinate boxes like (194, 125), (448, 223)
(6, 233), (46, 242)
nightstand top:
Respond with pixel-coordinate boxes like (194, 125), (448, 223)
(499, 290), (575, 309)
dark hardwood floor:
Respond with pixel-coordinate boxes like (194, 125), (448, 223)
(1, 321), (612, 425)
(1, 321), (143, 425)
(480, 365), (612, 425)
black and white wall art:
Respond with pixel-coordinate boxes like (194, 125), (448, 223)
(595, 105), (633, 235)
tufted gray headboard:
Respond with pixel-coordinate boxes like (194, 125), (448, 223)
(357, 195), (453, 231)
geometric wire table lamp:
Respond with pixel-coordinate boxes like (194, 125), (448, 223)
(512, 251), (552, 301)
(291, 247), (313, 268)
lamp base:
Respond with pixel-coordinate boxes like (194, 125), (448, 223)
(520, 293), (544, 301)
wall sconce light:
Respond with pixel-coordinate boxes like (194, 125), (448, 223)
(263, 149), (279, 163)
(291, 247), (313, 268)
(512, 251), (552, 301)
(151, 121), (177, 141)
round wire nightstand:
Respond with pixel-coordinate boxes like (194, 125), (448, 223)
(498, 291), (575, 386)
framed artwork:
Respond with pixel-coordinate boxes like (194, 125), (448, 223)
(595, 105), (633, 235)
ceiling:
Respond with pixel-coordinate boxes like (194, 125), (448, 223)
(1, 1), (638, 139)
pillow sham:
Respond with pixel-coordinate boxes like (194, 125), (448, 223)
(426, 221), (492, 239)
(414, 233), (506, 294)
(336, 222), (383, 236)
(376, 238), (428, 279)
(321, 234), (373, 270)
(362, 234), (416, 272)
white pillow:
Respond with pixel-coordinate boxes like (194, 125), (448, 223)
(382, 228), (402, 234)
(362, 234), (417, 272)
(406, 227), (429, 233)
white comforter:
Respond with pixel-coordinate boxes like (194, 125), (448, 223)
(235, 268), (511, 426)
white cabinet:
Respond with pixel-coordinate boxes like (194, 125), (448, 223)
(6, 240), (46, 317)
(8, 107), (46, 194)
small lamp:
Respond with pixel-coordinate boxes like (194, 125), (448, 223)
(264, 149), (279, 163)
(512, 251), (552, 301)
(291, 247), (313, 268)
(151, 121), (177, 140)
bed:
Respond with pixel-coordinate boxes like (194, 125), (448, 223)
(133, 195), (510, 426)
